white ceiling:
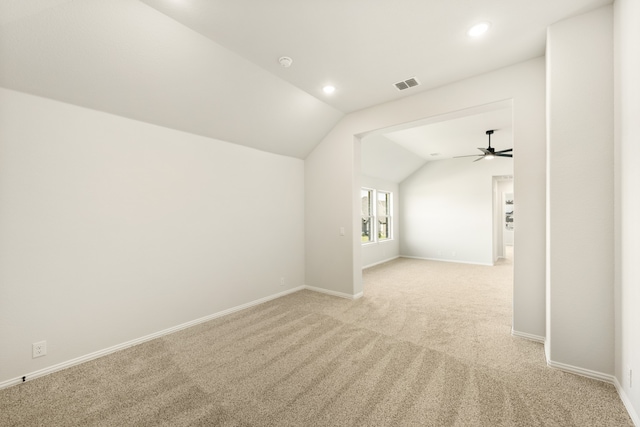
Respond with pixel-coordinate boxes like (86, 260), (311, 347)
(361, 134), (428, 184)
(0, 0), (343, 158)
(385, 108), (513, 161)
(361, 105), (513, 183)
(0, 0), (612, 159)
(140, 0), (610, 114)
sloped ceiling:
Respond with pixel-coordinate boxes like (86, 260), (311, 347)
(0, 0), (343, 158)
(361, 104), (513, 183)
(386, 107), (513, 161)
(140, 0), (611, 114)
(0, 0), (612, 159)
(361, 135), (427, 184)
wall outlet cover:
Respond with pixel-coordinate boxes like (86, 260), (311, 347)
(33, 341), (47, 358)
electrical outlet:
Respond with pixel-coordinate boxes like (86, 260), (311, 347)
(33, 341), (47, 358)
(280, 277), (285, 287)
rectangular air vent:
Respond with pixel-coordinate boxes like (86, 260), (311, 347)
(394, 77), (420, 91)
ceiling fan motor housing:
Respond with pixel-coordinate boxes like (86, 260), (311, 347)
(453, 129), (512, 161)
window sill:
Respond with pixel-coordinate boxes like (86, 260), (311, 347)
(362, 239), (394, 246)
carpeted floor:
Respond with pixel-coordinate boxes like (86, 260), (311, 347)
(0, 255), (634, 426)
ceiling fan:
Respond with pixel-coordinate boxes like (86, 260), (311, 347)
(455, 130), (512, 162)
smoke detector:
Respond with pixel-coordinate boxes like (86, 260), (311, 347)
(279, 56), (293, 68)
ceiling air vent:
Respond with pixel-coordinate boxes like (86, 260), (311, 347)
(394, 77), (420, 91)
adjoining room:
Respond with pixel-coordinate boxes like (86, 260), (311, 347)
(1, 1), (638, 425)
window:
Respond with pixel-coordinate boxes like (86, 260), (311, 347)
(361, 189), (373, 243)
(377, 191), (391, 241)
(361, 188), (392, 244)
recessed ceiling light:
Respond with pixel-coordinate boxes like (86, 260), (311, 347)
(323, 85), (336, 94)
(468, 21), (491, 38)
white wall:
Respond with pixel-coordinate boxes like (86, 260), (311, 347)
(546, 6), (614, 375)
(400, 158), (513, 265)
(0, 88), (305, 384)
(361, 175), (400, 268)
(305, 58), (546, 338)
(614, 0), (640, 421)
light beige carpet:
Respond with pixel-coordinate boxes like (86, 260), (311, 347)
(0, 256), (633, 426)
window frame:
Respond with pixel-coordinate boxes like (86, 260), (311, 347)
(361, 188), (374, 244)
(376, 190), (392, 241)
(361, 187), (393, 245)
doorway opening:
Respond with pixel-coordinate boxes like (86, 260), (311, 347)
(493, 175), (514, 264)
(360, 100), (514, 269)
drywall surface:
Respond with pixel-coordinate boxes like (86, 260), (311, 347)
(305, 57), (546, 337)
(305, 124), (357, 295)
(546, 6), (614, 375)
(400, 158), (513, 265)
(361, 175), (400, 268)
(0, 0), (343, 159)
(0, 88), (305, 383)
(614, 0), (640, 420)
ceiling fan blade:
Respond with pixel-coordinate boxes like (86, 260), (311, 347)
(496, 153), (513, 158)
(453, 154), (484, 158)
(495, 148), (513, 154)
(473, 156), (486, 162)
(478, 148), (491, 155)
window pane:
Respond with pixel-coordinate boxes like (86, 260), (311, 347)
(378, 217), (389, 240)
(361, 189), (372, 216)
(377, 192), (389, 215)
(361, 217), (372, 242)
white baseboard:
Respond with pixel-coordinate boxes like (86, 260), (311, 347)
(3, 283), (636, 426)
(546, 359), (616, 384)
(0, 284), (366, 390)
(304, 285), (363, 300)
(511, 329), (545, 343)
(400, 255), (494, 267)
(0, 285), (305, 391)
(613, 377), (640, 426)
(362, 255), (400, 270)
(545, 359), (640, 425)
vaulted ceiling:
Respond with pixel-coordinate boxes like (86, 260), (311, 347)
(361, 103), (514, 182)
(0, 0), (611, 159)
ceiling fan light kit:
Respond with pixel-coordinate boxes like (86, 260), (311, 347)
(454, 129), (513, 162)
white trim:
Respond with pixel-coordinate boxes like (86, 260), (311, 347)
(544, 349), (637, 418)
(511, 329), (545, 343)
(360, 187), (393, 244)
(4, 283), (635, 426)
(0, 284), (365, 391)
(304, 285), (363, 300)
(613, 377), (640, 426)
(0, 286), (305, 391)
(400, 255), (494, 267)
(546, 359), (616, 384)
(362, 255), (400, 270)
